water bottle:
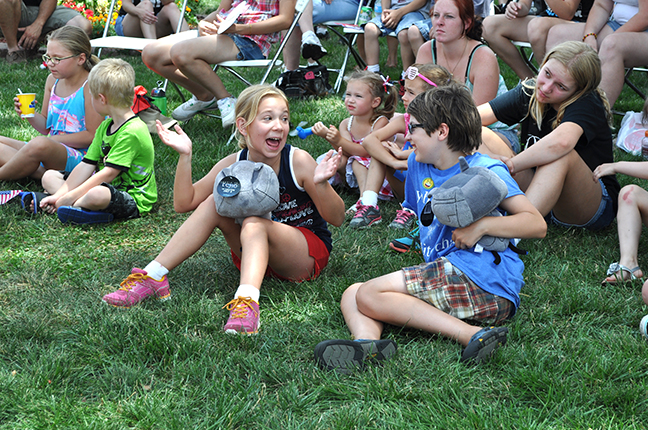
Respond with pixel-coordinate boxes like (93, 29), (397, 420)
(150, 81), (167, 115)
(642, 130), (648, 160)
(374, 1), (382, 17)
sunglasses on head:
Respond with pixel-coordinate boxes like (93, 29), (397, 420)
(405, 66), (438, 88)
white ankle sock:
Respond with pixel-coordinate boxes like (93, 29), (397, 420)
(144, 260), (168, 281)
(235, 284), (260, 302)
(360, 190), (378, 207)
(366, 64), (380, 73)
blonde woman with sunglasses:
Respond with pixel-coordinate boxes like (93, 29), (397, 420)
(0, 26), (102, 182)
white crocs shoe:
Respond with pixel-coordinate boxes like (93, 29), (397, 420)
(172, 96), (217, 121)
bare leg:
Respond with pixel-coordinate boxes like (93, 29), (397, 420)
(155, 196), (240, 270)
(351, 160), (368, 194)
(398, 30), (415, 71)
(479, 127), (515, 159)
(0, 0), (22, 52)
(544, 22), (585, 55)
(603, 185), (648, 283)
(170, 34), (240, 101)
(41, 169), (65, 194)
(66, 14), (92, 37)
(71, 185), (112, 210)
(482, 14), (535, 80)
(386, 35), (398, 68)
(157, 2), (189, 37)
(237, 217), (316, 289)
(407, 25), (426, 57)
(598, 32), (648, 107)
(0, 137), (68, 181)
(341, 273), (482, 346)
(364, 23), (381, 67)
(524, 150), (602, 222)
(527, 17), (568, 65)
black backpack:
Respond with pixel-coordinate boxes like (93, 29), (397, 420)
(275, 64), (332, 99)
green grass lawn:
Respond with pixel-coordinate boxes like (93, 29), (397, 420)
(1, 24), (648, 428)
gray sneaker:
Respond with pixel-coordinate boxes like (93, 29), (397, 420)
(314, 339), (397, 374)
(349, 204), (381, 228)
(172, 96), (217, 121)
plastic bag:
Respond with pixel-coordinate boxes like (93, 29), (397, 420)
(616, 111), (648, 155)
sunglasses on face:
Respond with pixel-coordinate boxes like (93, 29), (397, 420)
(407, 121), (425, 134)
(405, 66), (438, 88)
(42, 53), (79, 65)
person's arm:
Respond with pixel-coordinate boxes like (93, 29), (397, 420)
(581, 0), (615, 49)
(382, 0), (427, 29)
(18, 0), (56, 50)
(505, 121), (583, 174)
(155, 121), (237, 213)
(415, 40), (433, 64)
(478, 102), (499, 127)
(295, 148), (346, 227)
(54, 166), (121, 209)
(614, 0), (648, 33)
(23, 75), (54, 135)
(230, 0), (297, 35)
(468, 47), (501, 105)
(452, 193), (547, 249)
(362, 116), (408, 168)
(504, 0), (532, 20)
(593, 161), (648, 181)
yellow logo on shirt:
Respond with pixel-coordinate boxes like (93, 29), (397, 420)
(422, 177), (434, 189)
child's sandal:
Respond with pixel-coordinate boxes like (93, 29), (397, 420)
(602, 262), (642, 286)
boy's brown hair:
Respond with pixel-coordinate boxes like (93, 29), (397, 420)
(407, 83), (481, 154)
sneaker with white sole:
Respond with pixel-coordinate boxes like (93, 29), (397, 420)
(223, 296), (260, 334)
(301, 30), (327, 60)
(217, 97), (237, 128)
(172, 96), (217, 121)
(102, 268), (171, 308)
(349, 204), (381, 229)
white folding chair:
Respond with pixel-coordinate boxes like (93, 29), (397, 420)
(90, 0), (190, 57)
(512, 40), (537, 74)
(322, 1), (367, 93)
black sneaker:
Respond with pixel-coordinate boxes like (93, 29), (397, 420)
(314, 339), (397, 374)
(460, 326), (508, 364)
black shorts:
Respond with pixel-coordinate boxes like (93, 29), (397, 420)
(101, 183), (140, 220)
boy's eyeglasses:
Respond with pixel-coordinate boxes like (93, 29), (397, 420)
(405, 66), (437, 88)
(407, 122), (425, 134)
(42, 53), (79, 65)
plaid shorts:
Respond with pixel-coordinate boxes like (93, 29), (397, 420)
(403, 257), (513, 325)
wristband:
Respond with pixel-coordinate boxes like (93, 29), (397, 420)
(582, 32), (597, 42)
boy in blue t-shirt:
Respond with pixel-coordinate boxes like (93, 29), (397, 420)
(315, 84), (546, 373)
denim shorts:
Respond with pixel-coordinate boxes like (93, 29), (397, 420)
(366, 10), (428, 36)
(494, 128), (521, 154)
(412, 19), (432, 41)
(312, 0), (362, 24)
(21, 4), (81, 34)
(102, 183), (140, 220)
(115, 15), (125, 36)
(226, 34), (265, 60)
(607, 19), (648, 32)
(550, 179), (615, 231)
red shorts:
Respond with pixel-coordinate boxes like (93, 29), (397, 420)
(230, 227), (330, 281)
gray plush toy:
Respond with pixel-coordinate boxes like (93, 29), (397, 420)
(420, 156), (516, 262)
(214, 160), (280, 224)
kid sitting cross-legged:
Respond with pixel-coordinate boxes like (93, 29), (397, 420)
(38, 58), (157, 224)
(314, 84), (546, 373)
(102, 84), (345, 336)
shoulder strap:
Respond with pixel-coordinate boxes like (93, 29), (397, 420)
(465, 43), (486, 81)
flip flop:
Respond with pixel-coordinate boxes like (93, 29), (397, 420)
(460, 326), (508, 364)
(602, 262), (642, 286)
(20, 191), (48, 214)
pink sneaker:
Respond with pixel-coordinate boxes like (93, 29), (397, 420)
(102, 268), (171, 308)
(223, 296), (260, 334)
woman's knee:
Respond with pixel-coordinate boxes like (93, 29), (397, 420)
(598, 34), (624, 63)
(618, 184), (647, 208)
(142, 40), (167, 68)
(356, 280), (382, 316)
(23, 136), (54, 158)
(365, 23), (380, 39)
